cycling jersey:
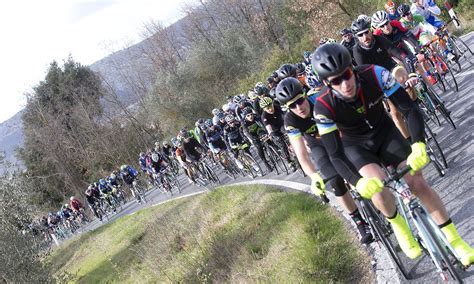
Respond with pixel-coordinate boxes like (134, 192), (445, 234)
(341, 38), (356, 64)
(162, 145), (173, 157)
(411, 0), (443, 29)
(182, 137), (206, 162)
(388, 11), (401, 21)
(70, 199), (83, 211)
(261, 104), (285, 132)
(353, 35), (398, 71)
(224, 121), (244, 142)
(284, 96), (320, 149)
(120, 166), (138, 185)
(138, 157), (147, 171)
(242, 118), (266, 139)
(235, 102), (254, 121)
(314, 64), (424, 185)
(175, 147), (186, 163)
(399, 15), (437, 45)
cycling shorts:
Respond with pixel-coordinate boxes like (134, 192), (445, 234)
(209, 139), (227, 154)
(343, 122), (410, 170)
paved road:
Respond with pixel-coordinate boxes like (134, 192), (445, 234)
(78, 32), (474, 283)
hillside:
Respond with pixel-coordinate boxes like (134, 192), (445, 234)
(0, 110), (24, 170)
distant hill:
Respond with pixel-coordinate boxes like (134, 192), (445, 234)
(0, 16), (189, 171)
(0, 110), (24, 171)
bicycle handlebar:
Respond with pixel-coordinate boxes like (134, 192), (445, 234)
(383, 166), (411, 186)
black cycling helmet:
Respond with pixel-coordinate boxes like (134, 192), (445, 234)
(397, 4), (411, 17)
(277, 64), (297, 79)
(340, 28), (352, 36)
(351, 18), (371, 35)
(311, 43), (352, 81)
(275, 77), (303, 105)
(242, 107), (253, 116)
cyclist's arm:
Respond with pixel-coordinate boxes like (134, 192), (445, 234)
(374, 65), (425, 143)
(286, 127), (317, 176)
(314, 109), (362, 186)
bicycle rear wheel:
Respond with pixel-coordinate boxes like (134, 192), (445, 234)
(424, 122), (448, 169)
(413, 208), (462, 283)
(363, 200), (411, 279)
(268, 144), (289, 175)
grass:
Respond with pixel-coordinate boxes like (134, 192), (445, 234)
(47, 185), (373, 283)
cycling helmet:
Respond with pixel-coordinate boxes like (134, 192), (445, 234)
(120, 165), (128, 171)
(351, 18), (371, 35)
(303, 51), (311, 58)
(248, 90), (258, 100)
(397, 4), (411, 17)
(233, 95), (244, 104)
(195, 121), (200, 127)
(162, 141), (169, 147)
(205, 119), (213, 127)
(99, 178), (106, 185)
(110, 173), (116, 179)
(385, 1), (396, 9)
(340, 28), (352, 36)
(225, 114), (236, 123)
(70, 196), (75, 201)
(217, 112), (225, 120)
(255, 82), (264, 89)
(277, 64), (297, 79)
(179, 129), (190, 139)
(259, 97), (273, 109)
(306, 71), (323, 89)
(212, 108), (220, 116)
(154, 141), (160, 148)
(222, 104), (230, 112)
(85, 189), (92, 196)
(242, 107), (253, 116)
(320, 37), (336, 46)
(371, 11), (389, 28)
(139, 152), (145, 158)
(311, 43), (352, 81)
(87, 184), (93, 190)
(64, 204), (69, 208)
(151, 153), (159, 162)
(357, 14), (371, 24)
(275, 77), (303, 105)
(255, 86), (268, 96)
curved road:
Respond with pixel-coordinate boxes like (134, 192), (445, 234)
(77, 32), (474, 283)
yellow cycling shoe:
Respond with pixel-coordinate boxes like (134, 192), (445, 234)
(441, 223), (474, 266)
(388, 213), (422, 259)
(451, 239), (474, 266)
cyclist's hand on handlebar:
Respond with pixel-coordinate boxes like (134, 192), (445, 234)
(407, 142), (429, 175)
(356, 177), (383, 199)
(405, 77), (418, 88)
(310, 172), (326, 196)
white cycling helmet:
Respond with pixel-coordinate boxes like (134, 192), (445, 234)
(212, 108), (220, 116)
(372, 11), (389, 28)
(152, 153), (159, 162)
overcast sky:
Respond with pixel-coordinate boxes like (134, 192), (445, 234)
(0, 0), (192, 123)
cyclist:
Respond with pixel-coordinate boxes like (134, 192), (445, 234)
(192, 119), (209, 147)
(85, 187), (102, 221)
(319, 37), (337, 46)
(98, 178), (117, 209)
(150, 152), (168, 188)
(119, 164), (141, 203)
(174, 137), (195, 184)
(260, 97), (294, 168)
(69, 196), (84, 213)
(351, 17), (417, 141)
(241, 107), (272, 172)
(277, 64), (297, 80)
(303, 51), (312, 66)
(312, 43), (473, 264)
(385, 1), (400, 21)
(213, 111), (227, 128)
(180, 129), (207, 164)
(340, 28), (356, 65)
(234, 95), (254, 121)
(248, 90), (263, 117)
(371, 10), (420, 73)
(205, 119), (228, 156)
(223, 114), (258, 172)
(275, 77), (373, 244)
(162, 141), (174, 159)
(411, 0), (443, 29)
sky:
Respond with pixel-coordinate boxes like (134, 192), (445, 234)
(0, 0), (192, 123)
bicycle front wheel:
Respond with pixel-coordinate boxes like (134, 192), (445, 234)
(364, 200), (411, 279)
(413, 208), (462, 283)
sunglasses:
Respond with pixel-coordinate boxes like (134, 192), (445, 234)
(287, 95), (306, 109)
(402, 12), (411, 17)
(380, 21), (390, 28)
(357, 30), (370, 37)
(245, 113), (254, 118)
(327, 68), (353, 86)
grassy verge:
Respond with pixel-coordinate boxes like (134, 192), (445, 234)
(47, 185), (373, 283)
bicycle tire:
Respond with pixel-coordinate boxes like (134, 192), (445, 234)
(363, 199), (411, 279)
(424, 122), (448, 168)
(435, 55), (459, 92)
(202, 162), (220, 184)
(263, 144), (279, 174)
(243, 152), (263, 177)
(413, 208), (463, 283)
(268, 144), (289, 175)
(426, 87), (456, 130)
(452, 35), (473, 59)
(425, 57), (446, 93)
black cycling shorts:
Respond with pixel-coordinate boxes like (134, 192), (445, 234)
(343, 123), (410, 170)
(310, 140), (348, 197)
